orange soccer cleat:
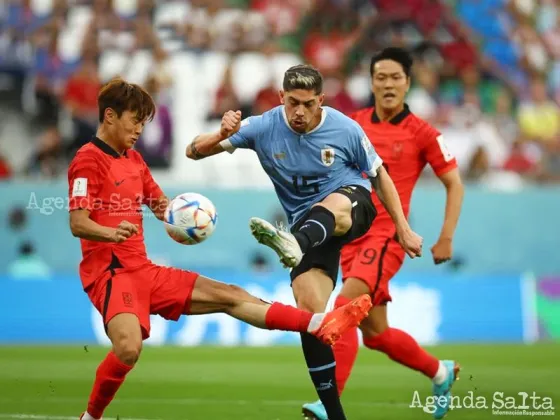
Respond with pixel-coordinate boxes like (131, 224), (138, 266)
(311, 294), (372, 346)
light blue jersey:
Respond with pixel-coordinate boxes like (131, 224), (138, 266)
(221, 106), (383, 226)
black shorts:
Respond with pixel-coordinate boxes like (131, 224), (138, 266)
(289, 185), (377, 284)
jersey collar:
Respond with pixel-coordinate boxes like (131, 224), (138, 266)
(282, 107), (327, 135)
(371, 104), (410, 125)
(91, 137), (128, 158)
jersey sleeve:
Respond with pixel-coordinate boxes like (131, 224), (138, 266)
(142, 160), (164, 206)
(67, 154), (102, 212)
(220, 115), (263, 153)
(351, 124), (383, 177)
(419, 124), (458, 177)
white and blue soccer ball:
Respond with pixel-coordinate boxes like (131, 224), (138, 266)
(163, 192), (218, 245)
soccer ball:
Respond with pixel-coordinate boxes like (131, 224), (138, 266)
(163, 192), (218, 245)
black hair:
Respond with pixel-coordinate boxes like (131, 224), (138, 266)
(370, 47), (413, 77)
(283, 65), (323, 95)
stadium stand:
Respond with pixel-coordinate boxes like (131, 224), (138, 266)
(0, 0), (558, 187)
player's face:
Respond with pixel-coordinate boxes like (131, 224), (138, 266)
(280, 89), (324, 133)
(372, 59), (410, 110)
(107, 109), (146, 150)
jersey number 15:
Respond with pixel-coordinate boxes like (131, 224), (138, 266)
(292, 175), (319, 195)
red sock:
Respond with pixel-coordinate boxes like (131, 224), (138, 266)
(87, 351), (133, 418)
(332, 295), (359, 395)
(265, 302), (313, 332)
(363, 328), (439, 378)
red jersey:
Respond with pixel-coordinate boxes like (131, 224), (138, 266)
(351, 105), (457, 234)
(67, 137), (164, 289)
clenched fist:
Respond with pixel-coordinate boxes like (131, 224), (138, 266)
(220, 110), (242, 139)
(397, 227), (423, 259)
(431, 237), (453, 264)
(112, 220), (139, 243)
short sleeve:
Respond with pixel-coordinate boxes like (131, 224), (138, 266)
(142, 160), (164, 206)
(220, 115), (263, 153)
(351, 124), (383, 177)
(420, 125), (458, 177)
(67, 154), (102, 212)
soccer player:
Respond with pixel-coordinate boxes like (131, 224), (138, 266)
(187, 65), (423, 420)
(300, 48), (465, 420)
(68, 78), (373, 420)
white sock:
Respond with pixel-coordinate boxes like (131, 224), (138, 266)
(432, 361), (448, 385)
(307, 313), (325, 333)
(82, 412), (99, 420)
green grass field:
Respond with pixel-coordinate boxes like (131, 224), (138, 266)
(0, 344), (558, 420)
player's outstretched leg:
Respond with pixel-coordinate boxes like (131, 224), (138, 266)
(81, 313), (141, 420)
(186, 275), (372, 346)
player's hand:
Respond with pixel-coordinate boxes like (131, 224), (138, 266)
(397, 227), (423, 259)
(112, 221), (139, 243)
(220, 110), (242, 139)
(431, 237), (453, 264)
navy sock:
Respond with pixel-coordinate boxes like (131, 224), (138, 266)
(301, 333), (347, 420)
(293, 206), (335, 254)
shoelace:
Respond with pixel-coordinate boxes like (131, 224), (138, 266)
(274, 221), (293, 269)
(275, 221), (289, 233)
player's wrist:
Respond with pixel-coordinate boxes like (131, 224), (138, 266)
(104, 227), (118, 242)
(395, 220), (411, 235)
(217, 130), (229, 141)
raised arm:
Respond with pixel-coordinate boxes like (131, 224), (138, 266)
(186, 110), (242, 160)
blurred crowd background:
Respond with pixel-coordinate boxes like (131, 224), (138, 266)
(0, 0), (558, 187)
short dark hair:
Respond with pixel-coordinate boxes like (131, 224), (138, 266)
(370, 47), (413, 77)
(98, 77), (156, 123)
(283, 65), (323, 94)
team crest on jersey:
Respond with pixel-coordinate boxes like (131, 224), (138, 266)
(321, 148), (336, 166)
(392, 141), (404, 160)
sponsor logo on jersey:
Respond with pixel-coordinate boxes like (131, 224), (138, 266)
(392, 140), (404, 160)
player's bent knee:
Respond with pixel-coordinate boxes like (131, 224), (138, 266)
(340, 277), (371, 300)
(107, 313), (143, 365)
(333, 212), (352, 236)
(360, 305), (389, 340)
(113, 338), (142, 365)
(312, 202), (352, 236)
(360, 320), (382, 340)
(296, 294), (325, 313)
(362, 326), (392, 350)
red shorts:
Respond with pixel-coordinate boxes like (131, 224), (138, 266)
(341, 231), (405, 306)
(86, 263), (199, 339)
